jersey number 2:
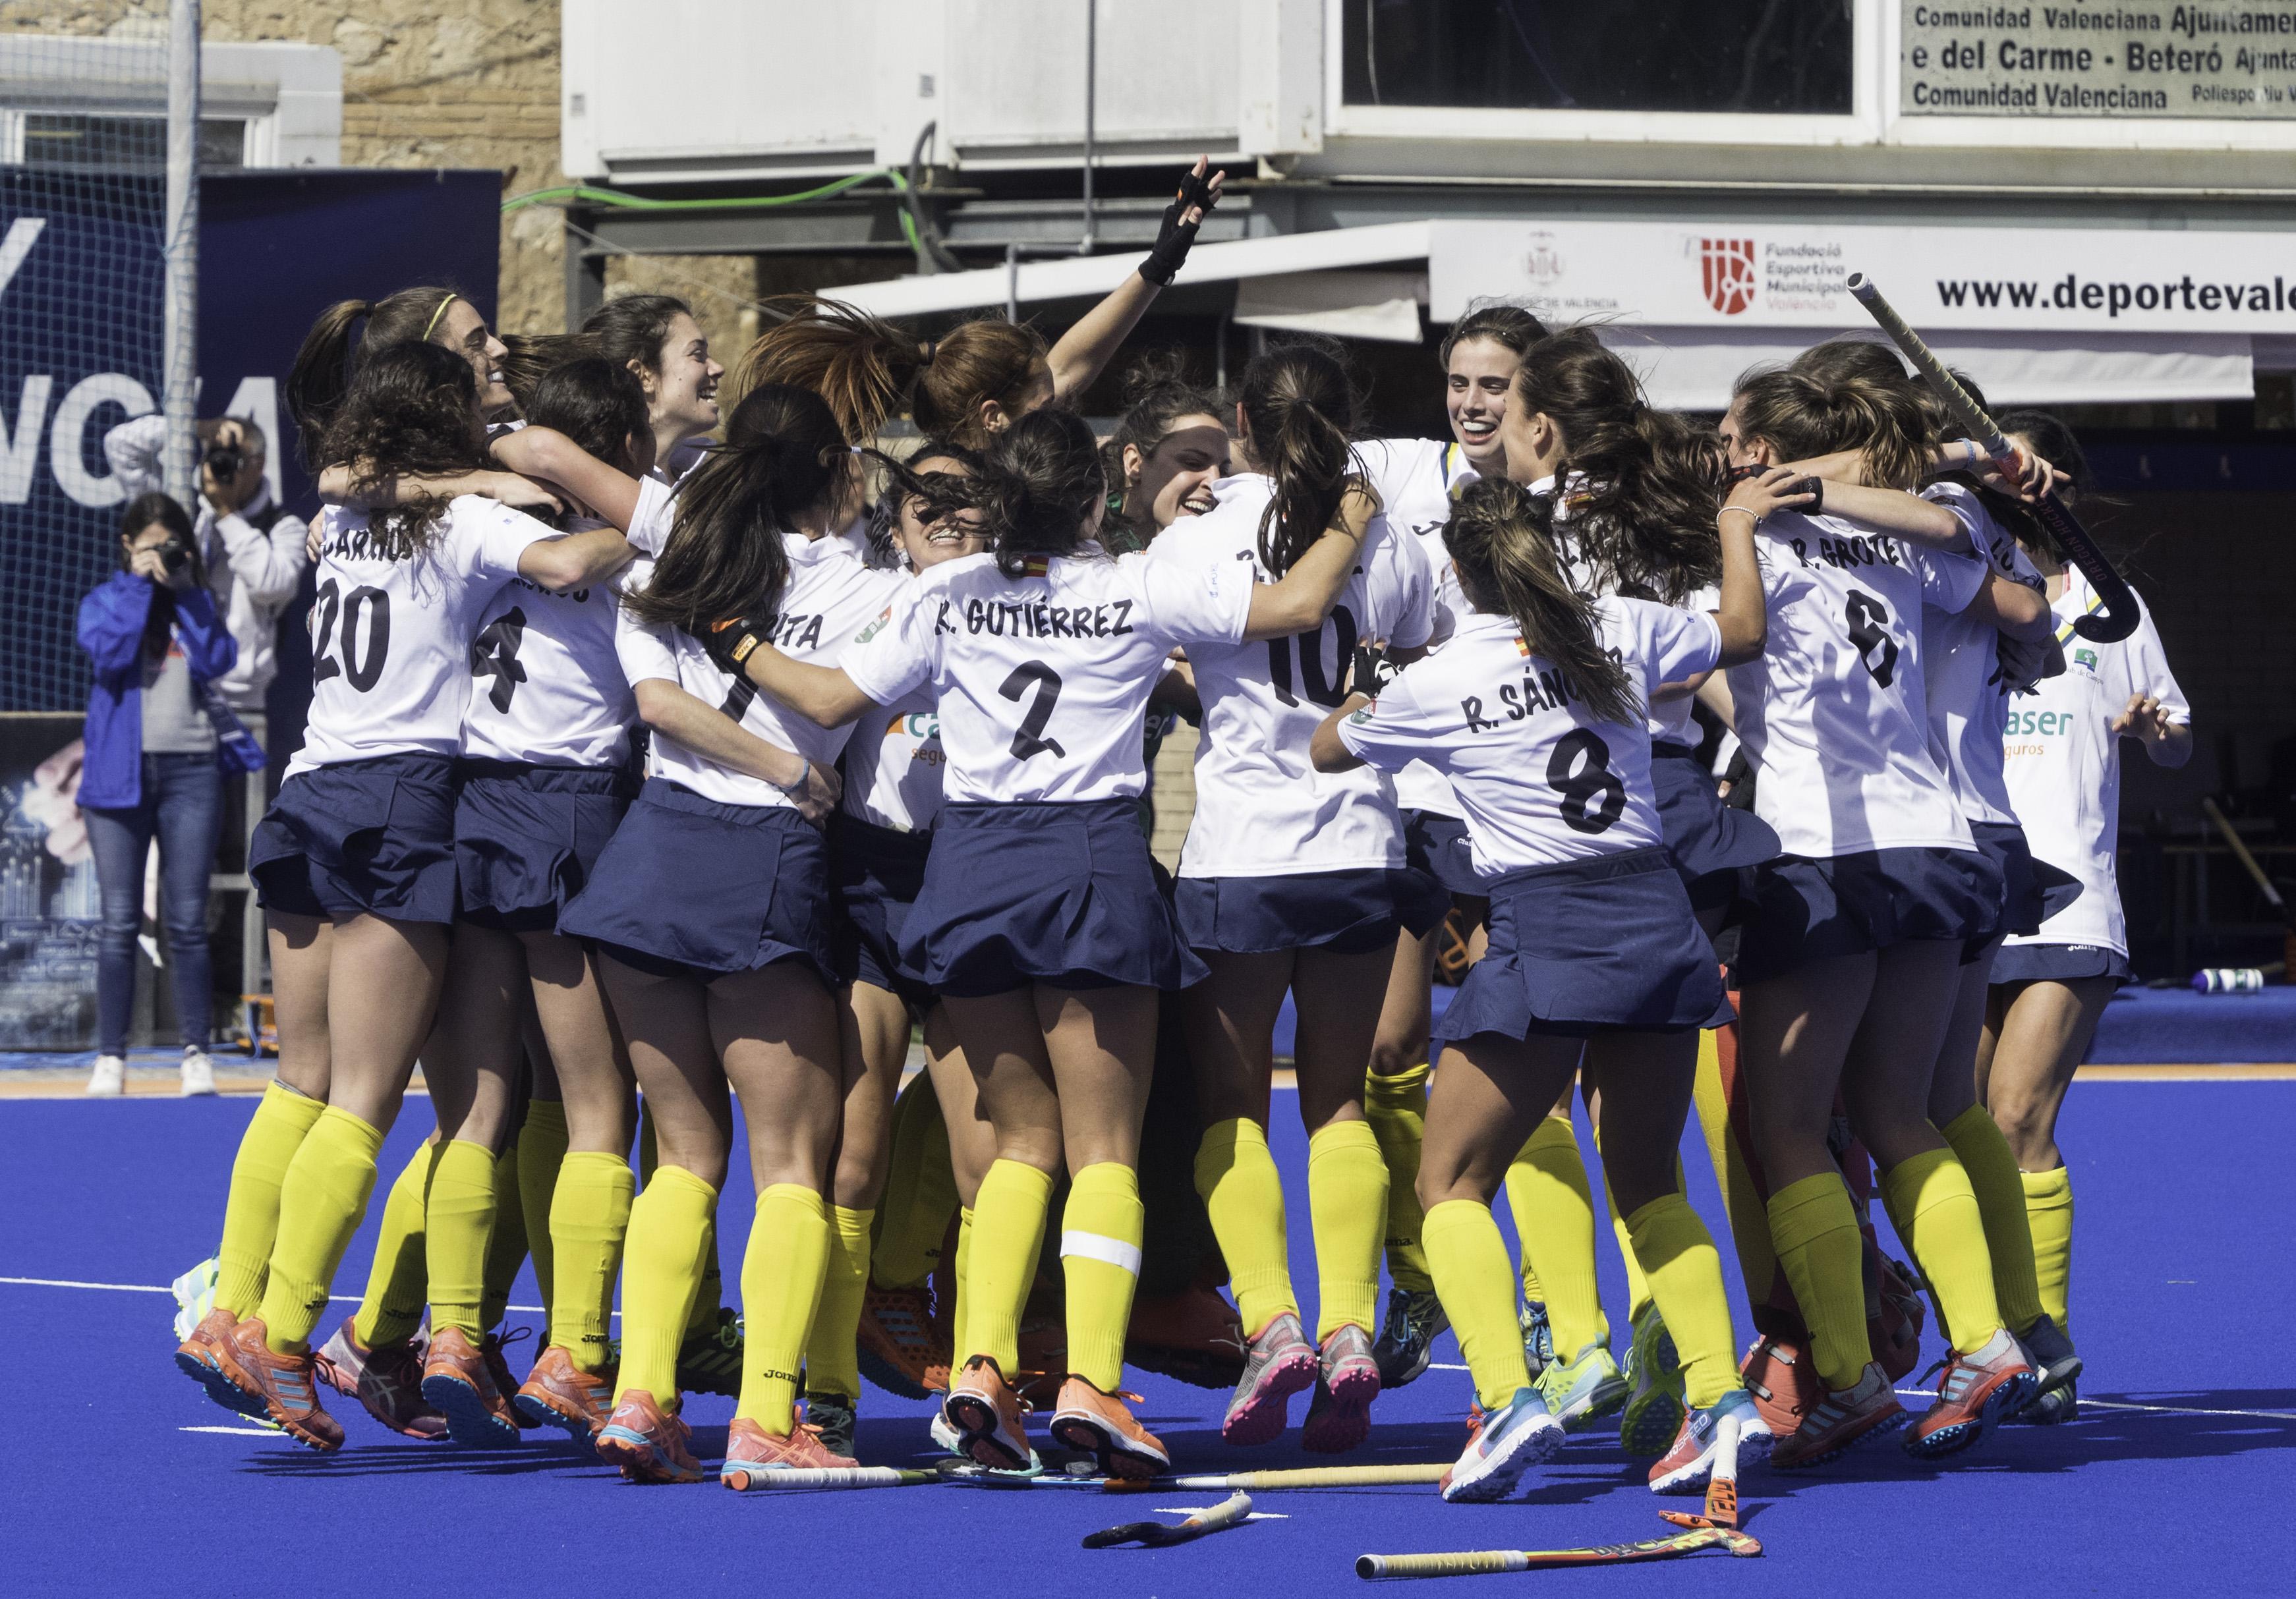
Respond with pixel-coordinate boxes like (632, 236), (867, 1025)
(1844, 589), (1899, 687)
(312, 578), (390, 693)
(1548, 728), (1626, 835)
(998, 661), (1066, 761)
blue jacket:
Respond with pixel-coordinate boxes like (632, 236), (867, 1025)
(76, 571), (238, 810)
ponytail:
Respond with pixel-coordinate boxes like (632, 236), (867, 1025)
(622, 383), (849, 635)
(286, 285), (466, 470)
(730, 295), (931, 445)
(1238, 339), (1362, 576)
(971, 407), (1105, 577)
(1734, 363), (1936, 491)
(1445, 476), (1639, 728)
(1514, 329), (1722, 603)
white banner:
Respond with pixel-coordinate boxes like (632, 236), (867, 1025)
(1429, 219), (2296, 333)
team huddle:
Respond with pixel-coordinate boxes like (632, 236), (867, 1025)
(166, 160), (2190, 1504)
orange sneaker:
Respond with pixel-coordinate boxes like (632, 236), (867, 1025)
(596, 1389), (705, 1484)
(314, 1318), (447, 1440)
(420, 1326), (522, 1447)
(1771, 1361), (1907, 1469)
(720, 1416), (859, 1490)
(482, 1330), (542, 1429)
(515, 1345), (614, 1442)
(857, 1281), (950, 1399)
(175, 1307), (260, 1417)
(943, 1355), (1038, 1473)
(1740, 1335), (1824, 1440)
(1125, 1272), (1248, 1391)
(1903, 1330), (2034, 1460)
(1050, 1376), (1169, 1482)
(213, 1316), (344, 1451)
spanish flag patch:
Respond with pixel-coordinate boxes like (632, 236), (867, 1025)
(1019, 554), (1052, 578)
(1513, 634), (1531, 658)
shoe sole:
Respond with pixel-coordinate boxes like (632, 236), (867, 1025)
(515, 1386), (604, 1444)
(1222, 1347), (1319, 1447)
(211, 1349), (341, 1451)
(420, 1371), (521, 1448)
(1773, 1404), (1909, 1470)
(1552, 1374), (1630, 1432)
(1619, 1381), (1688, 1458)
(1300, 1361), (1380, 1455)
(1651, 1424), (1775, 1494)
(1905, 1371), (2036, 1460)
(946, 1391), (1031, 1472)
(1440, 1417), (1564, 1503)
(177, 1345), (268, 1419)
(596, 1424), (704, 1483)
(1050, 1412), (1168, 1481)
(2028, 1353), (2084, 1401)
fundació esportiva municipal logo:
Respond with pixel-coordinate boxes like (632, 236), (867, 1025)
(1700, 238), (1756, 316)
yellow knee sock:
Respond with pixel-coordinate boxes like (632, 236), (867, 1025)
(1307, 1120), (1387, 1341)
(871, 1075), (957, 1290)
(1062, 1162), (1145, 1393)
(258, 1106), (385, 1354)
(548, 1150), (634, 1372)
(214, 1082), (324, 1318)
(735, 1185), (831, 1433)
(1940, 1105), (2044, 1334)
(425, 1139), (498, 1342)
(683, 1210), (724, 1341)
(1193, 1119), (1296, 1337)
(1423, 1198), (1532, 1411)
(1766, 1172), (1870, 1391)
(805, 1204), (875, 1403)
(966, 1160), (1056, 1373)
(481, 1137), (527, 1333)
(1364, 1061), (1433, 1293)
(1506, 1116), (1607, 1356)
(2021, 1165), (2074, 1337)
(353, 1143), (436, 1349)
(952, 1205), (975, 1363)
(1594, 1130), (1682, 1325)
(1882, 1148), (2003, 1357)
(614, 1164), (716, 1404)
(1624, 1194), (1739, 1408)
(517, 1102), (568, 1325)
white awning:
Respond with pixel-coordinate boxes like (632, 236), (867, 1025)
(820, 221), (1431, 320)
(1600, 326), (2255, 413)
(1233, 269), (1428, 344)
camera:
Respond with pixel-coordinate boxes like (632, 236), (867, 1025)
(156, 532), (195, 574)
(204, 441), (246, 481)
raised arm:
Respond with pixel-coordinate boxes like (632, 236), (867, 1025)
(1045, 159), (1224, 401)
(1240, 486), (1379, 642)
(1778, 459), (1965, 549)
(726, 630), (879, 729)
(489, 427), (643, 531)
(1713, 469), (1796, 665)
(1309, 694), (1371, 774)
(318, 461), (565, 517)
(1962, 568), (2053, 642)
(518, 526), (634, 592)
(632, 679), (840, 820)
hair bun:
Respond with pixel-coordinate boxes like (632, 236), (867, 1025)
(918, 340), (938, 366)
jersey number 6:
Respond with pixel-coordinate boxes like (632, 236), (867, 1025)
(999, 661), (1067, 761)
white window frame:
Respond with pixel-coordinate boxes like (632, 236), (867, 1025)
(0, 38), (339, 169)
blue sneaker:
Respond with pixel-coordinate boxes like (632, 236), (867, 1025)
(1518, 1297), (1555, 1380)
(1438, 1387), (1564, 1503)
(1537, 1340), (1629, 1432)
(1372, 1287), (1450, 1389)
(1648, 1388), (1773, 1494)
(1619, 1303), (1687, 1457)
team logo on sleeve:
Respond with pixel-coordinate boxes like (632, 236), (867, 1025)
(855, 604), (894, 644)
(1349, 701), (1377, 724)
(2073, 647), (2098, 670)
(1512, 634), (1531, 658)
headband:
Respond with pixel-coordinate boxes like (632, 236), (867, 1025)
(422, 293), (460, 341)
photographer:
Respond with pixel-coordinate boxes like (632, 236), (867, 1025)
(104, 412), (311, 712)
(75, 493), (241, 1098)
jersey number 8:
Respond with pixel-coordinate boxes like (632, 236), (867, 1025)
(1548, 727), (1626, 835)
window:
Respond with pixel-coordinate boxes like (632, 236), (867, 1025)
(17, 113), (245, 169)
(1341, 0), (1855, 115)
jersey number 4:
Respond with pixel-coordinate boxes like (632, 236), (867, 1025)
(999, 661), (1066, 761)
(1844, 589), (1900, 687)
(312, 578), (391, 693)
(1549, 727), (1626, 835)
(470, 608), (529, 712)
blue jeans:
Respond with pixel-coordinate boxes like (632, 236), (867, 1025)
(85, 752), (223, 1055)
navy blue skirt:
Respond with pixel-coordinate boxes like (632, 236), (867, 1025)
(1989, 942), (2133, 987)
(558, 778), (833, 987)
(1175, 867), (1450, 957)
(902, 798), (1205, 997)
(830, 811), (935, 1008)
(1435, 847), (1727, 1046)
(1736, 845), (2003, 986)
(250, 753), (459, 923)
(455, 760), (631, 933)
(1403, 807), (1483, 901)
(1651, 742), (1779, 912)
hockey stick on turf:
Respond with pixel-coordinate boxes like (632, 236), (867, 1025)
(722, 1465), (942, 1492)
(1353, 1524), (1762, 1580)
(1083, 1491), (1255, 1549)
(935, 1460), (1451, 1492)
(1847, 271), (2140, 644)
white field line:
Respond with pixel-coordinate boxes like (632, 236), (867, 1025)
(0, 1274), (552, 1314)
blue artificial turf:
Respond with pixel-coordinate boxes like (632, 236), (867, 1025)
(4, 1080), (2291, 1598)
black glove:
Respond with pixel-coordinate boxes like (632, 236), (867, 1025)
(698, 614), (770, 677)
(1138, 165), (1219, 287)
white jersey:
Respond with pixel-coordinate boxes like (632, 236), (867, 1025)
(1149, 474), (1438, 878)
(1649, 585), (1719, 748)
(843, 544), (1253, 806)
(1357, 436), (1480, 817)
(2003, 572), (2187, 956)
(287, 497), (552, 778)
(1725, 510), (1988, 858)
(621, 474), (679, 558)
(1338, 602), (1723, 878)
(617, 534), (902, 808)
(1920, 482), (2044, 828)
(841, 688), (944, 832)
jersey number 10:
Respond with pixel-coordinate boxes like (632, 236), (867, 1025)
(1267, 605), (1360, 710)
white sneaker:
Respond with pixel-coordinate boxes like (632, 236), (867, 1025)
(180, 1047), (217, 1097)
(86, 1054), (126, 1096)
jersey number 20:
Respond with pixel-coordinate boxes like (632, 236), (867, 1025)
(312, 578), (391, 693)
